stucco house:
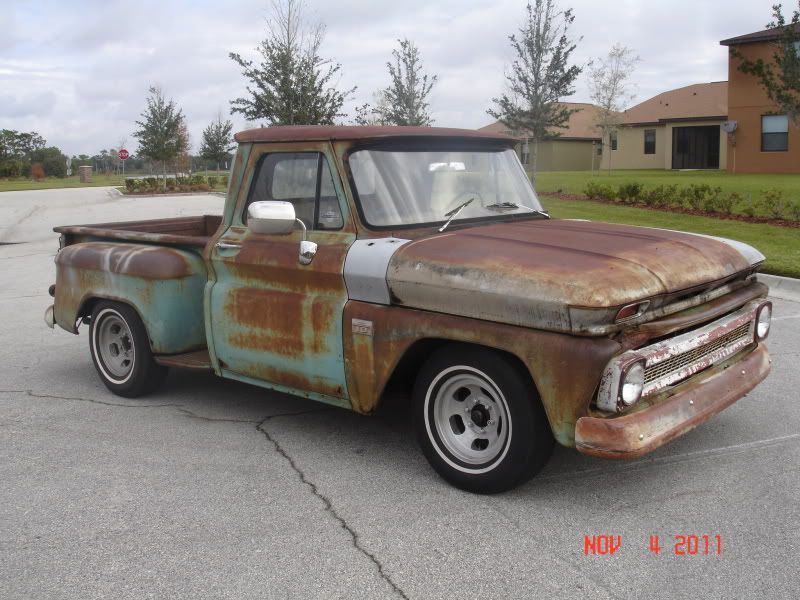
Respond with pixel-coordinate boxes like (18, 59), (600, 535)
(720, 24), (800, 174)
(599, 81), (729, 171)
(479, 102), (603, 171)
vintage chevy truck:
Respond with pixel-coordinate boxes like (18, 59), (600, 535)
(45, 126), (773, 493)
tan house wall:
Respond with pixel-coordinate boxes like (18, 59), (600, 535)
(727, 42), (800, 173)
(599, 125), (667, 170)
(600, 120), (726, 170)
(535, 139), (598, 171)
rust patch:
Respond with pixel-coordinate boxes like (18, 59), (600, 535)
(225, 288), (304, 356)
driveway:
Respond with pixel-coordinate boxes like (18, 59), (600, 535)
(1, 187), (798, 599)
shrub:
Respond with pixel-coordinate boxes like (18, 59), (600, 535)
(220, 174), (229, 187)
(191, 174), (205, 186)
(30, 162), (45, 180)
(787, 201), (800, 222)
(702, 186), (724, 213)
(680, 184), (712, 210)
(617, 182), (643, 204)
(177, 177), (189, 186)
(740, 194), (757, 217)
(143, 177), (158, 191)
(207, 176), (219, 188)
(759, 189), (789, 219)
(717, 192), (740, 215)
(125, 178), (136, 193)
(166, 178), (177, 188)
(191, 183), (210, 192)
(584, 181), (616, 201)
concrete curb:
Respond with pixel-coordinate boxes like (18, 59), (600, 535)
(119, 191), (223, 198)
(760, 274), (800, 303)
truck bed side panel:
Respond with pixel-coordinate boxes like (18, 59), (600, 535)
(54, 242), (207, 354)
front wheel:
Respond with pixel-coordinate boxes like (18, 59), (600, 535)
(89, 301), (167, 398)
(413, 345), (554, 493)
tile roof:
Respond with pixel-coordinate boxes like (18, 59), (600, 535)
(479, 103), (604, 140)
(620, 82), (728, 124)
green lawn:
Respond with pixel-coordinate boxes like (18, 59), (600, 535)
(0, 174), (125, 192)
(541, 196), (800, 279)
(533, 169), (800, 201)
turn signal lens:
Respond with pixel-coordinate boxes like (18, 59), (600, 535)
(615, 301), (649, 322)
(756, 302), (772, 341)
(620, 361), (646, 407)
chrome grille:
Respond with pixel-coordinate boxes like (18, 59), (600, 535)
(644, 323), (752, 387)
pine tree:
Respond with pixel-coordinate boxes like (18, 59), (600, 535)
(379, 39), (437, 126)
(488, 0), (582, 177)
(228, 0), (354, 125)
(200, 113), (235, 170)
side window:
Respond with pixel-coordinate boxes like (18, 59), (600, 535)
(244, 152), (343, 230)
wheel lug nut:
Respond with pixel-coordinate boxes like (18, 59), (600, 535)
(488, 420), (494, 425)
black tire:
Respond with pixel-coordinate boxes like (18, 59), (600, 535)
(88, 301), (167, 398)
(413, 345), (554, 494)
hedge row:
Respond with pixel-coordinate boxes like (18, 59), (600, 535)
(124, 174), (228, 194)
(584, 181), (800, 222)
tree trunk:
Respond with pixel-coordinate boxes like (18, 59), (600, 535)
(162, 160), (167, 190)
(530, 139), (539, 185)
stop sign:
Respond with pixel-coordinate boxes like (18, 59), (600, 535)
(118, 148), (129, 161)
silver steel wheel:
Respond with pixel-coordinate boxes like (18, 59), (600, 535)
(93, 309), (136, 383)
(426, 367), (512, 472)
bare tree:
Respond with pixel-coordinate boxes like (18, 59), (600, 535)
(229, 0), (354, 125)
(379, 39), (437, 126)
(587, 44), (640, 173)
(488, 0), (582, 179)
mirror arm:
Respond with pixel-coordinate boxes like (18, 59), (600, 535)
(294, 218), (307, 241)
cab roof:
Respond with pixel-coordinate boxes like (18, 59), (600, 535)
(234, 125), (516, 145)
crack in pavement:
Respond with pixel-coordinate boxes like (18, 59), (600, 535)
(257, 414), (410, 600)
(0, 389), (184, 409)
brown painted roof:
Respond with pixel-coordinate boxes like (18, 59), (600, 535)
(479, 102), (604, 140)
(234, 125), (515, 144)
(621, 82), (727, 125)
(720, 23), (800, 46)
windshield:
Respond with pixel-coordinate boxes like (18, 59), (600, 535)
(348, 146), (544, 228)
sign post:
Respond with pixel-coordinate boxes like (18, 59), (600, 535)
(118, 148), (129, 178)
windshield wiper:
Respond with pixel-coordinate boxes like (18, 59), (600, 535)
(439, 197), (475, 232)
(484, 202), (550, 219)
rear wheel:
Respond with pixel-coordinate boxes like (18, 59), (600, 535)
(89, 301), (167, 397)
(414, 345), (554, 493)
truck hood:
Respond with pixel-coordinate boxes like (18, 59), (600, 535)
(386, 219), (763, 334)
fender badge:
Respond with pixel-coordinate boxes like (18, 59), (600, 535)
(352, 319), (374, 336)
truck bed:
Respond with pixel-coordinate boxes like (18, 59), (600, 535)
(54, 215), (222, 248)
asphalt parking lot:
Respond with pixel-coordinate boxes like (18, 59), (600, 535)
(1, 187), (798, 599)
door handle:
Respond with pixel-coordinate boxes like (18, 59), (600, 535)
(216, 241), (242, 250)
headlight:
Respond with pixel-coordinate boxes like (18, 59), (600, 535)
(756, 302), (772, 341)
(620, 361), (645, 407)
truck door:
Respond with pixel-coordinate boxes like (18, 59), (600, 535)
(208, 145), (355, 403)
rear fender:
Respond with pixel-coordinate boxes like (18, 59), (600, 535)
(54, 242), (207, 354)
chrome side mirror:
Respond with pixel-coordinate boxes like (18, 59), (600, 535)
(247, 201), (317, 265)
(247, 201), (296, 235)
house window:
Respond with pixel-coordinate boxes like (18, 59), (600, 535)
(610, 131), (618, 151)
(644, 129), (656, 154)
(762, 115), (789, 151)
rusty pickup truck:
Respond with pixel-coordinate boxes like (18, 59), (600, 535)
(45, 126), (773, 493)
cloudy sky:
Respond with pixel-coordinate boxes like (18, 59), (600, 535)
(1, 0), (770, 156)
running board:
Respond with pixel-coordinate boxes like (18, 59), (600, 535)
(154, 349), (212, 371)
